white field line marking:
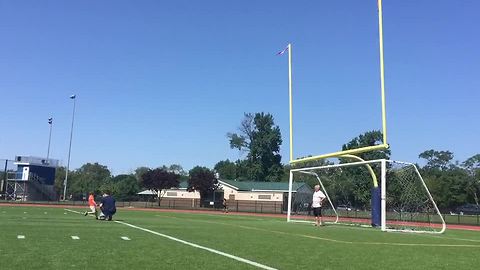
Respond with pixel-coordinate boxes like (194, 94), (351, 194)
(17, 235), (25, 239)
(114, 220), (277, 270)
(121, 236), (130, 241)
(162, 215), (480, 248)
(64, 209), (83, 214)
(71, 236), (80, 240)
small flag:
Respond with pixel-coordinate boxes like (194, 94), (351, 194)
(70, 94), (76, 99)
(277, 45), (289, 55)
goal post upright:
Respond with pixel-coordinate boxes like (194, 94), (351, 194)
(378, 0), (388, 146)
(287, 170), (293, 222)
(380, 159), (387, 232)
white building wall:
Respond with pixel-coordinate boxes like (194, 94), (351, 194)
(160, 184), (286, 202)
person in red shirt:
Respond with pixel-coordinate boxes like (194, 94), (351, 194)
(84, 192), (98, 219)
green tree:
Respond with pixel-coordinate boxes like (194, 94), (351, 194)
(69, 163), (111, 198)
(214, 159), (237, 180)
(54, 166), (66, 198)
(110, 174), (140, 201)
(187, 166), (219, 204)
(228, 112), (283, 181)
(134, 167), (150, 182)
(463, 154), (480, 205)
(419, 149), (454, 170)
(139, 168), (180, 205)
(341, 130), (390, 161)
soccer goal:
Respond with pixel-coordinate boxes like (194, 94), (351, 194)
(287, 159), (446, 234)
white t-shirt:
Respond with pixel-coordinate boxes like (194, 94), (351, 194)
(312, 190), (326, 208)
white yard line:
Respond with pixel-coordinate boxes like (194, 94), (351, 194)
(17, 235), (25, 239)
(120, 236), (130, 241)
(71, 236), (80, 240)
(114, 220), (278, 270)
(64, 209), (83, 214)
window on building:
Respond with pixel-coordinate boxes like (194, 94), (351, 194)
(258, 195), (271, 200)
(166, 192), (177, 197)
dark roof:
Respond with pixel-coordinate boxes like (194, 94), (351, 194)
(219, 179), (307, 192)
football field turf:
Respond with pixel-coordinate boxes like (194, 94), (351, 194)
(0, 205), (479, 270)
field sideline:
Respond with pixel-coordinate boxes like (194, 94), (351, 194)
(1, 205), (479, 270)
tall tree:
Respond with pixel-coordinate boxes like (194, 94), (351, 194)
(227, 112), (283, 181)
(134, 167), (150, 182)
(341, 130), (390, 161)
(214, 159), (237, 180)
(187, 166), (219, 204)
(69, 163), (111, 197)
(419, 149), (454, 170)
(463, 154), (480, 205)
(139, 168), (180, 205)
(110, 174), (140, 201)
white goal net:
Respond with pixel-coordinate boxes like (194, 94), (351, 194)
(287, 159), (446, 234)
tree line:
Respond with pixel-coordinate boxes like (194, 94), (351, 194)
(50, 112), (478, 212)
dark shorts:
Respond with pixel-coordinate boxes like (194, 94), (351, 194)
(312, 207), (322, 217)
(101, 208), (116, 217)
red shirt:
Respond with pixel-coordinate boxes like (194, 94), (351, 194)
(88, 195), (96, 207)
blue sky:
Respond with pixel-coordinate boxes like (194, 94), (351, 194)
(1, 0), (479, 174)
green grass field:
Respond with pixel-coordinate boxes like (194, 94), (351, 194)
(1, 205), (479, 270)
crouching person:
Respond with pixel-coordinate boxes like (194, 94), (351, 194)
(99, 190), (116, 221)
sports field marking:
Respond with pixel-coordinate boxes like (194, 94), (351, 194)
(64, 209), (83, 214)
(17, 235), (25, 239)
(114, 220), (278, 270)
(160, 214), (480, 248)
(121, 236), (131, 241)
(71, 236), (80, 240)
(63, 208), (277, 269)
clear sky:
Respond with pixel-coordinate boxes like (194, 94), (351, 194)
(1, 0), (479, 175)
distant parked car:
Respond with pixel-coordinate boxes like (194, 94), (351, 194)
(337, 205), (352, 211)
(455, 204), (480, 215)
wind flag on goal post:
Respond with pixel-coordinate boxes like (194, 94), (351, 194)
(277, 45), (289, 55)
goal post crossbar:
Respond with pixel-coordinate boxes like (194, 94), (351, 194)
(290, 144), (389, 165)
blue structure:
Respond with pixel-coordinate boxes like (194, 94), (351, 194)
(371, 187), (382, 227)
(5, 156), (58, 201)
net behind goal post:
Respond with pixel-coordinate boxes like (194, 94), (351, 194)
(287, 159), (446, 234)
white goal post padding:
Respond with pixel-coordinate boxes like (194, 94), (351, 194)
(287, 159), (446, 234)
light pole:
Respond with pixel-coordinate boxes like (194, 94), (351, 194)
(63, 95), (76, 201)
(47, 117), (53, 161)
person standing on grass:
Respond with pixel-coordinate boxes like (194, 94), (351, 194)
(84, 192), (98, 219)
(222, 198), (228, 213)
(312, 185), (326, 226)
(99, 190), (116, 221)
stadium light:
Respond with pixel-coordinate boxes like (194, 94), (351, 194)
(63, 94), (76, 201)
(47, 117), (53, 160)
